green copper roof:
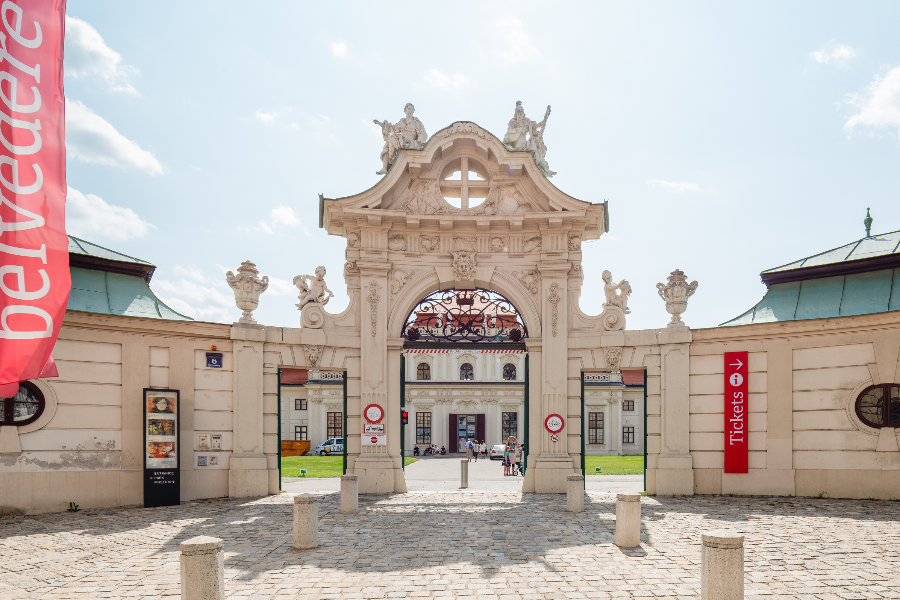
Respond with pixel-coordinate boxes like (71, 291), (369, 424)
(762, 230), (900, 275)
(67, 236), (192, 321)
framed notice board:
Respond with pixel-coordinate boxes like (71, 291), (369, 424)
(143, 388), (181, 507)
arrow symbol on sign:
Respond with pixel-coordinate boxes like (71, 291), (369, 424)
(730, 358), (744, 369)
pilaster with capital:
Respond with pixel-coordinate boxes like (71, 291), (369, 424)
(653, 327), (694, 495)
(537, 263), (570, 457)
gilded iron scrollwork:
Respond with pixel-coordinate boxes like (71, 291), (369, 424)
(401, 288), (527, 343)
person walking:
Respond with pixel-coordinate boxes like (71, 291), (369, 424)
(473, 440), (479, 462)
(480, 441), (487, 459)
(465, 439), (473, 462)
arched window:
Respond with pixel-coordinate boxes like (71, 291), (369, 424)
(460, 363), (474, 381)
(503, 363), (516, 381)
(856, 384), (900, 428)
(416, 363), (431, 381)
(0, 381), (45, 426)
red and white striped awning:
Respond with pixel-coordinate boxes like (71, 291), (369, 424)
(404, 348), (525, 354)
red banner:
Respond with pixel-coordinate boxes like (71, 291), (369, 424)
(724, 351), (748, 473)
(0, 0), (68, 393)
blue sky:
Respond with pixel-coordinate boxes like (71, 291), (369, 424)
(62, 1), (900, 330)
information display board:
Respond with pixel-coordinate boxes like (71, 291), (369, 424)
(143, 388), (180, 507)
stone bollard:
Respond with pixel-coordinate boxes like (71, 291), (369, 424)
(340, 474), (358, 514)
(293, 494), (317, 549)
(566, 474), (584, 512)
(180, 536), (224, 600)
(461, 459), (468, 488)
(701, 530), (744, 600)
(615, 492), (642, 548)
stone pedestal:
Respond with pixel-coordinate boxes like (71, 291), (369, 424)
(340, 474), (358, 514)
(701, 530), (744, 600)
(615, 492), (641, 547)
(180, 536), (224, 600)
(293, 494), (317, 549)
(532, 456), (575, 493)
(460, 460), (468, 488)
(566, 474), (584, 512)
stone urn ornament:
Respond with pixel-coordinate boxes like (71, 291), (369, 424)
(226, 260), (269, 324)
(656, 269), (699, 328)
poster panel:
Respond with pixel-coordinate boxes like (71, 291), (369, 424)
(0, 0), (70, 392)
(143, 388), (180, 507)
(724, 351), (749, 474)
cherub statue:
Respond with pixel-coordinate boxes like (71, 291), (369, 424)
(374, 103), (428, 175)
(602, 270), (632, 314)
(293, 266), (333, 309)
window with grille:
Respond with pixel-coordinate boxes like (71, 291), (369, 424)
(502, 412), (517, 440)
(295, 398), (307, 411)
(417, 363), (431, 380)
(295, 426), (308, 441)
(327, 412), (342, 439)
(0, 382), (44, 426)
(416, 412), (432, 444)
(460, 363), (474, 380)
(623, 426), (635, 444)
(503, 363), (516, 380)
(588, 412), (604, 444)
(623, 400), (634, 411)
(855, 384), (900, 428)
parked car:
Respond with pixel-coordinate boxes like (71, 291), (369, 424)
(314, 438), (344, 456)
(489, 444), (506, 460)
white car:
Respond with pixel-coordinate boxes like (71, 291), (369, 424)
(489, 444), (506, 460)
(314, 438), (344, 456)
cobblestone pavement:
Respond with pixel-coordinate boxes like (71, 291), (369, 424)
(1, 492), (898, 600)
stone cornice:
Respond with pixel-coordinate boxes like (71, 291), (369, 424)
(62, 310), (232, 339)
(693, 310), (900, 345)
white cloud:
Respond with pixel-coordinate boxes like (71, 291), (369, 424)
(255, 110), (277, 123)
(811, 42), (857, 66)
(267, 277), (295, 296)
(64, 16), (139, 94)
(256, 205), (301, 234)
(647, 179), (701, 193)
(66, 186), (155, 242)
(154, 265), (236, 324)
(423, 69), (469, 91)
(331, 42), (347, 57)
(496, 18), (539, 63)
(65, 99), (164, 174)
(844, 65), (900, 138)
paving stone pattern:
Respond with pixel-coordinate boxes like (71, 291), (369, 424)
(1, 493), (898, 600)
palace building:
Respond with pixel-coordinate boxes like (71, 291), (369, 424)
(1, 102), (899, 514)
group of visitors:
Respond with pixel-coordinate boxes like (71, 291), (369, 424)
(465, 440), (487, 462)
(502, 436), (524, 476)
(413, 445), (446, 456)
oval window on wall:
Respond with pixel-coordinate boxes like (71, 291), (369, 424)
(855, 384), (900, 428)
(0, 381), (46, 427)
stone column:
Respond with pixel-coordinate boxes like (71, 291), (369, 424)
(180, 536), (224, 600)
(340, 474), (358, 514)
(229, 324), (269, 498)
(615, 492), (641, 547)
(293, 494), (317, 549)
(701, 531), (744, 600)
(566, 474), (584, 512)
(654, 328), (694, 495)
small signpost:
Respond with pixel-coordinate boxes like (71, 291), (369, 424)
(363, 403), (385, 446)
(724, 352), (748, 473)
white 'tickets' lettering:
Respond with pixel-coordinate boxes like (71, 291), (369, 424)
(0, 304), (52, 338)
(1, 2), (41, 48)
(0, 265), (48, 299)
(0, 155), (41, 194)
(0, 72), (39, 112)
(0, 111), (40, 154)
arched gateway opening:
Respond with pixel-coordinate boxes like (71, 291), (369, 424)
(400, 289), (530, 489)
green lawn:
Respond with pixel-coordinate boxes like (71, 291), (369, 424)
(584, 455), (644, 475)
(281, 455), (418, 478)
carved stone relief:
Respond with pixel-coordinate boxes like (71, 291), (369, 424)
(568, 235), (581, 251)
(454, 236), (476, 251)
(420, 235), (439, 253)
(367, 281), (381, 337)
(511, 270), (539, 294)
(388, 235), (407, 251)
(605, 348), (622, 371)
(437, 121), (489, 140)
(303, 345), (323, 368)
(451, 250), (477, 281)
(523, 236), (542, 253)
(346, 231), (360, 248)
(489, 236), (510, 253)
(390, 269), (418, 295)
(548, 282), (562, 337)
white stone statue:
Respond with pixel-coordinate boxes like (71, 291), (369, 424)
(225, 260), (269, 324)
(502, 100), (556, 177)
(656, 269), (699, 328)
(293, 266), (333, 309)
(374, 103), (428, 175)
(602, 270), (632, 314)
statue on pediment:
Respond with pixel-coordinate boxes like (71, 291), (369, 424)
(502, 101), (556, 177)
(602, 270), (632, 314)
(374, 103), (428, 175)
(294, 266), (333, 309)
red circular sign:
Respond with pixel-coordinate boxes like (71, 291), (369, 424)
(364, 404), (384, 424)
(370, 436), (378, 444)
(545, 414), (564, 434)
(550, 433), (560, 443)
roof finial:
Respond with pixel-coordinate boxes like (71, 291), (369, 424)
(864, 207), (873, 238)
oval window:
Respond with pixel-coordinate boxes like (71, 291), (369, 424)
(855, 384), (900, 428)
(0, 381), (45, 427)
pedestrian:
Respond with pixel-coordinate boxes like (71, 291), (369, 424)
(503, 445), (511, 476)
(480, 441), (487, 458)
(466, 439), (473, 462)
(473, 440), (479, 461)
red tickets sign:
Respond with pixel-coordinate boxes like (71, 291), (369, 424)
(0, 0), (69, 392)
(724, 351), (748, 473)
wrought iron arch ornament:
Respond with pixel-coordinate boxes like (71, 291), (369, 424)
(401, 288), (529, 343)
